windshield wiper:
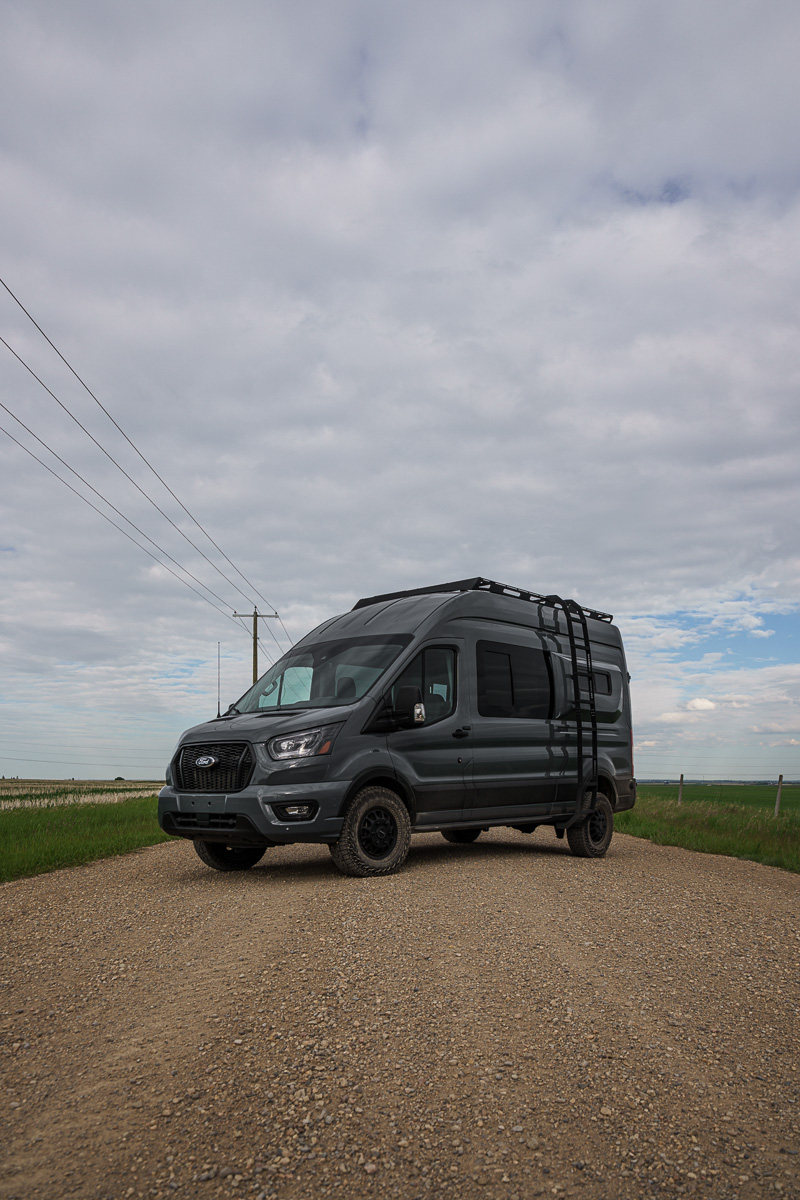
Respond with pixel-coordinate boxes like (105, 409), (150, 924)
(253, 704), (308, 717)
(222, 703), (241, 717)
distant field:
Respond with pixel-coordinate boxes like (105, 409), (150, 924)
(637, 781), (798, 810)
(0, 778), (164, 811)
(617, 782), (800, 873)
(0, 780), (168, 883)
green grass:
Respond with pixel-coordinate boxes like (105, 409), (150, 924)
(3, 779), (798, 882)
(0, 794), (171, 883)
(616, 783), (800, 873)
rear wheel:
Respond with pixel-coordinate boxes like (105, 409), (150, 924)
(329, 787), (411, 877)
(566, 794), (613, 858)
(193, 840), (267, 871)
(441, 828), (481, 844)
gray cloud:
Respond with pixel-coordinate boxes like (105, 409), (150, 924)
(1, 0), (799, 778)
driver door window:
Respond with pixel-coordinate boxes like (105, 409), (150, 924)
(390, 647), (456, 723)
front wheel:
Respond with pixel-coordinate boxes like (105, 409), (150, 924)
(193, 840), (268, 871)
(441, 828), (481, 844)
(566, 795), (613, 858)
(329, 787), (411, 877)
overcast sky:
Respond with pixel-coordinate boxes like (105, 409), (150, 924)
(1, 0), (798, 781)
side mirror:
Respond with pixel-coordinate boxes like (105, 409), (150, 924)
(394, 686), (426, 726)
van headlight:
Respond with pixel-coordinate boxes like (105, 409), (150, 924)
(267, 725), (340, 761)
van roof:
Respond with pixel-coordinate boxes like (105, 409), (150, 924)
(353, 577), (614, 623)
(295, 581), (621, 652)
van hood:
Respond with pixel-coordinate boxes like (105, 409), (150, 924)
(178, 706), (359, 745)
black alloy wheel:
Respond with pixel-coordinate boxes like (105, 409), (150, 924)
(358, 806), (398, 859)
(587, 806), (609, 845)
(329, 786), (411, 877)
(566, 794), (614, 858)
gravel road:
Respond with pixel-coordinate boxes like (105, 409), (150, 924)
(1, 828), (798, 1200)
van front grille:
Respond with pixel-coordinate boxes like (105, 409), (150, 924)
(175, 743), (255, 793)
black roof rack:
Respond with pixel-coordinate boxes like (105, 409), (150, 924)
(352, 577), (613, 623)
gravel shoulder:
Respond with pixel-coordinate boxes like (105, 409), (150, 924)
(1, 828), (799, 1200)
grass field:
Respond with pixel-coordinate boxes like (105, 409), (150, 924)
(0, 778), (163, 811)
(0, 780), (169, 883)
(617, 782), (800, 874)
(1, 779), (798, 883)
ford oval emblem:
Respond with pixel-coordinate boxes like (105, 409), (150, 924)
(195, 754), (219, 769)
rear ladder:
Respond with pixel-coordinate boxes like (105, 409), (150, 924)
(545, 595), (599, 817)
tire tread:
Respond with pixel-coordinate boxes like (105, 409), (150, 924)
(566, 794), (613, 858)
(329, 786), (411, 877)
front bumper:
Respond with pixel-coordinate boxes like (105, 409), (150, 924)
(158, 780), (348, 846)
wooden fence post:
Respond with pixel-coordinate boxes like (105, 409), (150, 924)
(775, 774), (783, 818)
(677, 773), (684, 804)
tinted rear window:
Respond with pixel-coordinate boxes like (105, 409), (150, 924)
(476, 639), (552, 719)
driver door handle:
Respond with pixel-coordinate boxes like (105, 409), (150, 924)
(452, 727), (471, 739)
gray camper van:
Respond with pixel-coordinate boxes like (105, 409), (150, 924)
(158, 578), (636, 877)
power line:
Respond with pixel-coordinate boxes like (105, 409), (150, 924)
(232, 613), (272, 672)
(634, 751), (798, 761)
(0, 756), (166, 767)
(0, 409), (280, 676)
(0, 734), (177, 747)
(1, 328), (288, 661)
(0, 333), (275, 623)
(257, 636), (277, 662)
(0, 755), (166, 768)
(0, 394), (247, 617)
(0, 711), (234, 732)
(0, 422), (252, 634)
(0, 744), (176, 763)
(0, 274), (292, 649)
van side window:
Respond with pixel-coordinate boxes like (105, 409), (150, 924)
(594, 671), (612, 696)
(477, 639), (551, 719)
(391, 647), (456, 723)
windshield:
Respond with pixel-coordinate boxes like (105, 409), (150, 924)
(235, 635), (413, 713)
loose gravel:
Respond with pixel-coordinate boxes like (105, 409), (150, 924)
(1, 827), (798, 1200)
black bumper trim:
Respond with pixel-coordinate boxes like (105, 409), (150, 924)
(161, 811), (269, 847)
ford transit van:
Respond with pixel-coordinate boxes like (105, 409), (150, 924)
(158, 578), (636, 876)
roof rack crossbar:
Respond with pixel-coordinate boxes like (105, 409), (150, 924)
(352, 577), (613, 622)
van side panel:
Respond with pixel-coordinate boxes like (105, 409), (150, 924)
(443, 607), (635, 822)
(440, 621), (561, 821)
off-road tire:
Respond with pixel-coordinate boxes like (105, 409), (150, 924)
(441, 828), (481, 844)
(566, 794), (614, 858)
(193, 840), (268, 871)
(329, 787), (411, 877)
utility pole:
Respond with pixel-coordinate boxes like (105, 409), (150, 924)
(232, 609), (281, 684)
